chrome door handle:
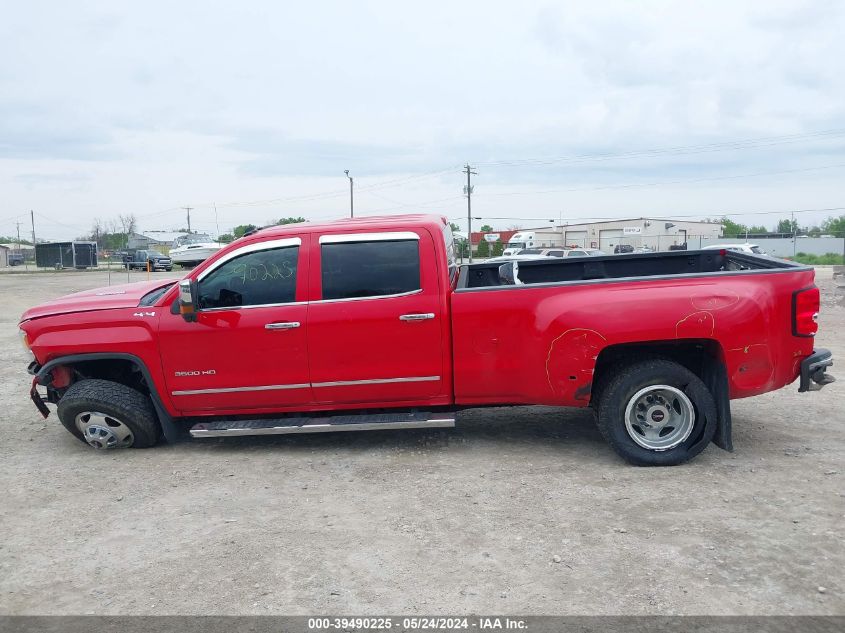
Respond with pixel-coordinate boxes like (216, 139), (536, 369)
(265, 321), (301, 330)
(399, 313), (435, 321)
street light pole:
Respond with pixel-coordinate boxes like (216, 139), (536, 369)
(345, 170), (354, 218)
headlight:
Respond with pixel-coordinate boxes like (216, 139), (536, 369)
(20, 329), (34, 358)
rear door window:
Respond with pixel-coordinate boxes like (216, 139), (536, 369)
(321, 239), (420, 300)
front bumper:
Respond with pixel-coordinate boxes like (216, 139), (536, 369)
(799, 349), (835, 392)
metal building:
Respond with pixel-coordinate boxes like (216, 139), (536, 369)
(557, 218), (722, 252)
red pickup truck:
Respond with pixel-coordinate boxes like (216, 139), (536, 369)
(19, 214), (834, 465)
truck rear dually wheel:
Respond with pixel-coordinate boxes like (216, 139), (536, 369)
(596, 359), (717, 466)
(57, 379), (161, 449)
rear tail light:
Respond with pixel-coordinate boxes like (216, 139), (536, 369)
(792, 287), (820, 337)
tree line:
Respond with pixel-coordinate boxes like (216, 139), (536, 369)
(715, 215), (845, 237)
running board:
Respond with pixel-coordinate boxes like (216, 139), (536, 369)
(189, 411), (456, 438)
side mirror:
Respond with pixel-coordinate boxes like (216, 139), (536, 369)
(179, 280), (198, 322)
(498, 261), (523, 285)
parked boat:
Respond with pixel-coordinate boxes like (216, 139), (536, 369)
(169, 234), (222, 267)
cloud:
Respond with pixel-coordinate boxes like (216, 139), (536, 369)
(0, 1), (844, 238)
(224, 130), (427, 177)
(14, 171), (92, 188)
(0, 103), (120, 161)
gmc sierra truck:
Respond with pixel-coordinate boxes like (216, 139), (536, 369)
(19, 214), (834, 465)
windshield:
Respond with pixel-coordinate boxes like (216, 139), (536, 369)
(176, 234), (212, 246)
(506, 242), (525, 250)
(148, 251), (166, 258)
(138, 283), (175, 306)
(519, 249), (542, 255)
(751, 246), (763, 254)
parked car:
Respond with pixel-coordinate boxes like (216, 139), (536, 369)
(702, 243), (766, 255)
(8, 252), (25, 266)
(523, 247), (607, 258)
(614, 245), (654, 254)
(489, 247), (605, 262)
(123, 250), (173, 272)
(19, 214), (833, 466)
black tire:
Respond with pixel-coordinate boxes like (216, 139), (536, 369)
(165, 267), (172, 272)
(596, 359), (717, 466)
(57, 379), (161, 449)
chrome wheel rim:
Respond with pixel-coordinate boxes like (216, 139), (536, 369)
(623, 385), (695, 451)
(75, 412), (134, 449)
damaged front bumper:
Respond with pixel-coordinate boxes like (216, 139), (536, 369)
(30, 378), (51, 418)
(27, 361), (51, 418)
(799, 349), (835, 392)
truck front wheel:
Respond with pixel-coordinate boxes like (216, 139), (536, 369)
(56, 379), (161, 449)
(596, 359), (717, 466)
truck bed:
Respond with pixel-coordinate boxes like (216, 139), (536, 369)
(457, 250), (805, 289)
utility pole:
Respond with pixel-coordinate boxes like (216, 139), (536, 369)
(17, 221), (26, 269)
(30, 210), (36, 247)
(344, 170), (354, 218)
(464, 164), (477, 262)
(183, 207), (193, 233)
(791, 210), (796, 257)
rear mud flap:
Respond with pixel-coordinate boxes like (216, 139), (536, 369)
(705, 358), (733, 452)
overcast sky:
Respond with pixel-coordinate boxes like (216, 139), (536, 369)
(1, 0), (844, 241)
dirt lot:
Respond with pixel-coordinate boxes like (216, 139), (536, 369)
(0, 268), (842, 615)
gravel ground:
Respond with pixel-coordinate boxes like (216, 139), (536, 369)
(0, 268), (842, 615)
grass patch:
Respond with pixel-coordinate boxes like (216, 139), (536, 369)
(792, 252), (845, 265)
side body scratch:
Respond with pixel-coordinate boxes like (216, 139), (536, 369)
(545, 328), (607, 394)
(675, 311), (715, 338)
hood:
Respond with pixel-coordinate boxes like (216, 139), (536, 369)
(20, 280), (175, 322)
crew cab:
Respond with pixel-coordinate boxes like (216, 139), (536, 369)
(19, 214), (834, 465)
(124, 249), (173, 271)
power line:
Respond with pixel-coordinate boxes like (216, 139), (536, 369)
(475, 162), (845, 198)
(469, 206), (845, 225)
(33, 212), (89, 231)
(181, 165), (462, 211)
(475, 128), (845, 168)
